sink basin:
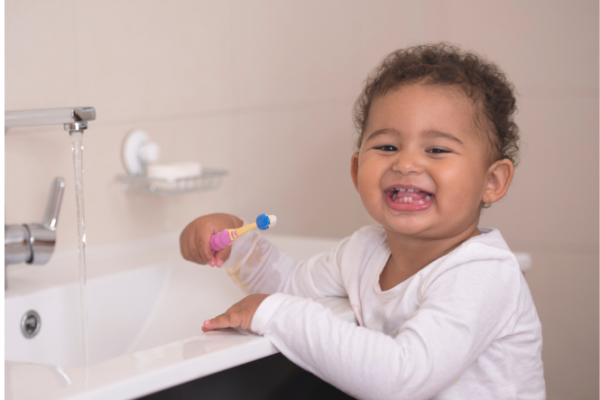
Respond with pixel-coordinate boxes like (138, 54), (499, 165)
(6, 262), (244, 367)
(4, 233), (353, 400)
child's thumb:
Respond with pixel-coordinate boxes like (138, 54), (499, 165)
(215, 246), (232, 267)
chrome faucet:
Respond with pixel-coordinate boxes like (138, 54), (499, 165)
(5, 107), (96, 134)
(4, 106), (95, 271)
(5, 177), (65, 266)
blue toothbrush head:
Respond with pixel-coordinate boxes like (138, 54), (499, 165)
(256, 213), (277, 230)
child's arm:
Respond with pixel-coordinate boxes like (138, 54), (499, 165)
(246, 258), (528, 399)
(221, 228), (349, 297)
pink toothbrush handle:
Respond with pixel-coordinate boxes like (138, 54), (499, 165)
(210, 230), (234, 252)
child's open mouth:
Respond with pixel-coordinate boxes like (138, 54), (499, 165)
(386, 187), (434, 211)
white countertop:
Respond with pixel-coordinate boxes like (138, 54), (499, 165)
(5, 232), (355, 400)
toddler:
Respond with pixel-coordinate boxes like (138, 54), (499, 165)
(180, 43), (545, 399)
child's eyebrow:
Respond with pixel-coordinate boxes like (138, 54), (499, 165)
(424, 129), (463, 144)
(364, 128), (463, 144)
(364, 128), (399, 142)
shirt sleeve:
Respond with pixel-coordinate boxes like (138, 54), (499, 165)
(250, 256), (521, 400)
(222, 230), (348, 298)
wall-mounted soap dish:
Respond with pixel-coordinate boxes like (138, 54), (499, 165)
(118, 129), (228, 196)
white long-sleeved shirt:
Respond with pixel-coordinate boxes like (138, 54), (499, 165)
(223, 226), (546, 400)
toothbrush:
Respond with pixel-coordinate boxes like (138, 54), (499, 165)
(210, 213), (277, 252)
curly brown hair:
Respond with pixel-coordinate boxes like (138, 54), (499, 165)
(353, 43), (520, 166)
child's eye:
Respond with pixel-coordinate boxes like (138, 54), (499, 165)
(375, 145), (397, 152)
(427, 148), (450, 154)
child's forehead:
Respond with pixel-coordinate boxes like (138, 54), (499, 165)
(371, 83), (476, 121)
(366, 83), (487, 139)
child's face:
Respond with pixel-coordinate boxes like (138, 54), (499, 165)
(351, 83), (512, 240)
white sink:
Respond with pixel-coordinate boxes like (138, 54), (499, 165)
(4, 233), (352, 400)
(6, 262), (244, 367)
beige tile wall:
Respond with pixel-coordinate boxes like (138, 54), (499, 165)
(5, 1), (598, 398)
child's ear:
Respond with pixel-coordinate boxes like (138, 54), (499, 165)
(482, 158), (514, 204)
(350, 152), (359, 191)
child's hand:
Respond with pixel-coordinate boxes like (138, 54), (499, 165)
(179, 213), (243, 267)
(202, 294), (270, 333)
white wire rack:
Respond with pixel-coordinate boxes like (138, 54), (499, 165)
(117, 168), (228, 196)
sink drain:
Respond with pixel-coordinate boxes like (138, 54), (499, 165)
(21, 310), (41, 339)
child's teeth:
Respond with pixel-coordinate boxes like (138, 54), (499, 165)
(390, 189), (432, 204)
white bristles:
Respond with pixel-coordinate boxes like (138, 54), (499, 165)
(268, 215), (277, 227)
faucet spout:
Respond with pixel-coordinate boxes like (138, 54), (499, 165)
(5, 107), (96, 132)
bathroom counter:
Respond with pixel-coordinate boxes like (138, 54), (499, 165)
(5, 233), (353, 400)
(6, 330), (278, 400)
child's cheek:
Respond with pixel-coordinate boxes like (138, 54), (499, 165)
(436, 166), (482, 212)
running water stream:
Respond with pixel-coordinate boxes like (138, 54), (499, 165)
(70, 131), (89, 367)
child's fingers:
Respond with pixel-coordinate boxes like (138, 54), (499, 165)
(198, 231), (218, 267)
(202, 313), (240, 332)
(187, 229), (208, 265)
(179, 214), (241, 266)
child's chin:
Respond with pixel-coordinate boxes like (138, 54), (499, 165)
(385, 218), (432, 236)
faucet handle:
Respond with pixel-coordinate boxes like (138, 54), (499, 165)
(5, 177), (66, 267)
(41, 177), (65, 231)
(28, 177), (65, 265)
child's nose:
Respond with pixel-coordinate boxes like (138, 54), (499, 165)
(391, 152), (423, 175)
